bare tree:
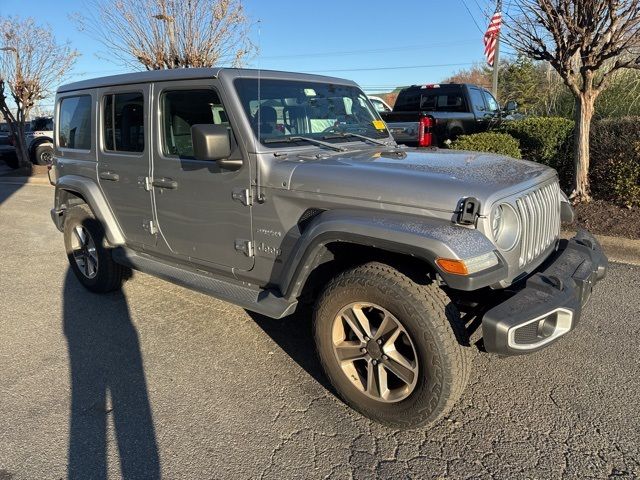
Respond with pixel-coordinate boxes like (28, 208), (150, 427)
(74, 0), (255, 70)
(505, 0), (640, 202)
(0, 17), (79, 170)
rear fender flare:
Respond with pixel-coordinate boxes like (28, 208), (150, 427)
(54, 175), (125, 246)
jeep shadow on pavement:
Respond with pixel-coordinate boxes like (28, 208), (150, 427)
(49, 67), (607, 429)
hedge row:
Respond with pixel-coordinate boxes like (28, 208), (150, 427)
(447, 116), (640, 206)
(590, 117), (640, 206)
(449, 132), (522, 159)
(502, 117), (574, 188)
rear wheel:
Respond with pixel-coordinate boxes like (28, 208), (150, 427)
(64, 205), (127, 293)
(314, 262), (471, 429)
(33, 144), (54, 165)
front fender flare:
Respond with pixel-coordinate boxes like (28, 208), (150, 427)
(54, 175), (125, 246)
(280, 209), (503, 299)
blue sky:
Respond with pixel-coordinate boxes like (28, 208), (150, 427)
(1, 0), (505, 106)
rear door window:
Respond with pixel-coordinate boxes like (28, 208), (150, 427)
(58, 95), (92, 150)
(103, 92), (145, 152)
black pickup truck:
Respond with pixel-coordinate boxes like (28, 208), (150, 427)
(380, 83), (516, 147)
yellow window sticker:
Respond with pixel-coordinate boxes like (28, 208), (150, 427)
(372, 120), (386, 130)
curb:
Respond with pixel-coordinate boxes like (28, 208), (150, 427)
(562, 230), (640, 267)
(0, 175), (51, 186)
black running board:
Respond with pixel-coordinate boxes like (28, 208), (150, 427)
(112, 248), (298, 319)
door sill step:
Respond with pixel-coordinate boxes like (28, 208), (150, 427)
(112, 248), (297, 319)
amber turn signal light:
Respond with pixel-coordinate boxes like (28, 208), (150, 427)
(435, 258), (469, 275)
(435, 252), (500, 276)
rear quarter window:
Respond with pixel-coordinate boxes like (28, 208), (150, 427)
(393, 91), (421, 112)
(58, 95), (92, 150)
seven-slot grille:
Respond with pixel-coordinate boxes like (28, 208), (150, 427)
(515, 181), (561, 267)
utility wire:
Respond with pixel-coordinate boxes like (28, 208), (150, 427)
(305, 62), (476, 73)
(256, 40), (479, 60)
(460, 0), (485, 34)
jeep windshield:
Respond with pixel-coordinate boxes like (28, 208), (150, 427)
(234, 78), (391, 148)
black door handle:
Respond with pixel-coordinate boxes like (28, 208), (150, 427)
(152, 178), (178, 190)
(99, 171), (120, 181)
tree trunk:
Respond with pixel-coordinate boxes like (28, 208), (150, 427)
(572, 93), (595, 202)
(14, 130), (32, 172)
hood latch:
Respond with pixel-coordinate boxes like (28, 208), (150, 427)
(457, 197), (480, 225)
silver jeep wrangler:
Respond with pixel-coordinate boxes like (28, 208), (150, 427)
(50, 68), (607, 428)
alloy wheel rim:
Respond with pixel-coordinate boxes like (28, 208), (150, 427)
(41, 151), (53, 163)
(331, 302), (419, 403)
(71, 225), (98, 279)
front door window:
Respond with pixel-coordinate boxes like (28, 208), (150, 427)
(161, 89), (228, 158)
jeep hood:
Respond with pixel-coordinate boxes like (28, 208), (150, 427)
(277, 148), (555, 214)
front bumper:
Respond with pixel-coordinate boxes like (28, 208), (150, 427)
(483, 230), (607, 355)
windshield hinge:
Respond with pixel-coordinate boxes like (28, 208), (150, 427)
(232, 187), (253, 206)
(234, 239), (254, 257)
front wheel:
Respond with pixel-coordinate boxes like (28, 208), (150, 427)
(314, 262), (471, 429)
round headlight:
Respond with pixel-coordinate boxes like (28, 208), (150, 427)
(490, 203), (520, 251)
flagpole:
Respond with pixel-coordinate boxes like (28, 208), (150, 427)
(491, 0), (502, 98)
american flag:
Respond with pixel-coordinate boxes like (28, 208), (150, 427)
(484, 8), (503, 66)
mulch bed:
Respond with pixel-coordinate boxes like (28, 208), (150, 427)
(569, 199), (640, 240)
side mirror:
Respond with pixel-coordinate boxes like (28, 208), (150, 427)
(191, 124), (242, 170)
(504, 100), (518, 112)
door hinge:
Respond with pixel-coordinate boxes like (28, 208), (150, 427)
(232, 188), (253, 206)
(139, 176), (152, 191)
(143, 219), (158, 235)
(234, 239), (254, 257)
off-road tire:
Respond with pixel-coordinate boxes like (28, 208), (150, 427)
(314, 262), (471, 429)
(64, 204), (126, 293)
(33, 144), (54, 166)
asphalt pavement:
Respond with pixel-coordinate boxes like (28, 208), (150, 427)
(0, 182), (639, 479)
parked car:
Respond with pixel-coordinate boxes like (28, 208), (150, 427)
(24, 116), (54, 165)
(380, 83), (517, 147)
(367, 95), (392, 113)
(0, 123), (18, 168)
(0, 117), (54, 167)
(50, 68), (606, 429)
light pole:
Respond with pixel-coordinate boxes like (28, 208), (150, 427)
(0, 46), (21, 112)
(152, 14), (177, 68)
(491, 0), (502, 99)
(0, 46), (19, 72)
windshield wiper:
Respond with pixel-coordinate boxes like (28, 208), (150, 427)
(322, 132), (391, 147)
(263, 136), (346, 152)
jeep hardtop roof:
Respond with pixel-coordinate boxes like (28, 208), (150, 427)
(57, 67), (358, 93)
